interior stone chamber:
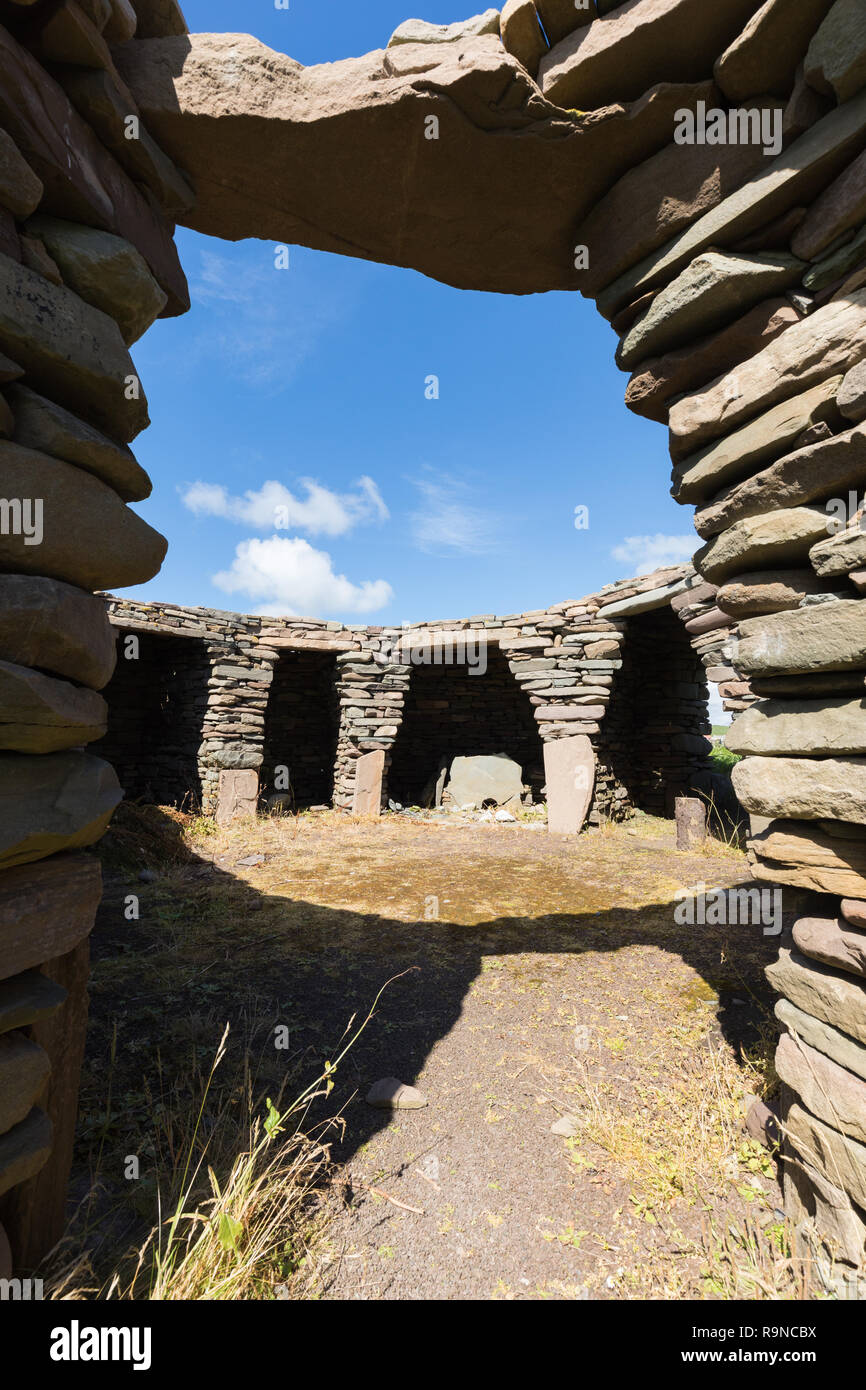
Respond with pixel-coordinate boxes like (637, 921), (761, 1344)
(2, 0), (866, 1285)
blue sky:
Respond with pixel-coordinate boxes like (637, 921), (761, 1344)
(126, 0), (698, 625)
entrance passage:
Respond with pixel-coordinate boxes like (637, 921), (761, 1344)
(596, 607), (711, 819)
(388, 645), (545, 807)
(260, 650), (339, 808)
(97, 630), (211, 806)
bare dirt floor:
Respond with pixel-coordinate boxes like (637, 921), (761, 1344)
(72, 807), (816, 1301)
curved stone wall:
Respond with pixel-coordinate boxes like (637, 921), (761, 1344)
(2, 0), (866, 1273)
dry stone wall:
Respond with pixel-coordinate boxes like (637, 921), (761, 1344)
(4, 0), (866, 1276)
(0, 0), (192, 1268)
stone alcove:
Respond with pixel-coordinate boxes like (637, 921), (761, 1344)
(260, 649), (341, 809)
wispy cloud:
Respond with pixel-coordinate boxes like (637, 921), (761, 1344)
(181, 477), (388, 537)
(409, 472), (499, 555)
(187, 247), (349, 389)
(611, 533), (696, 576)
(212, 536), (394, 618)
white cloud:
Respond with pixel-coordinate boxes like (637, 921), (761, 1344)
(212, 536), (393, 617)
(409, 474), (499, 555)
(182, 476), (388, 538)
(611, 533), (697, 576)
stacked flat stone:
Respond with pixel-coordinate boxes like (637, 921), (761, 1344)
(0, 0), (192, 1266)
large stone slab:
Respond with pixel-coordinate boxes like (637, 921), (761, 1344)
(538, 0), (758, 110)
(717, 569), (835, 617)
(778, 995), (866, 1083)
(500, 0), (547, 76)
(672, 378), (843, 503)
(0, 971), (67, 1035)
(0, 1108), (52, 1199)
(694, 422), (866, 539)
(543, 735), (595, 836)
(215, 769), (258, 827)
(767, 945), (866, 1044)
(714, 0), (838, 101)
(618, 251), (805, 371)
(0, 23), (187, 314)
(0, 576), (115, 688)
(535, 0), (594, 47)
(0, 251), (148, 442)
(810, 526), (866, 577)
(389, 11), (500, 45)
(576, 129), (771, 300)
(0, 752), (121, 870)
(0, 128), (42, 219)
(777, 1030), (866, 1144)
(0, 1032), (50, 1135)
(750, 818), (866, 896)
(625, 299), (798, 423)
(445, 754), (524, 809)
(6, 385), (150, 502)
(728, 697), (866, 757)
(0, 443), (167, 590)
(0, 659), (107, 753)
(839, 361), (866, 423)
(352, 749), (385, 817)
(805, 0), (866, 103)
(794, 149), (866, 260)
(0, 854), (101, 982)
(669, 292), (866, 459)
(733, 753), (866, 823)
(695, 507), (829, 584)
(787, 1101), (866, 1212)
(597, 91), (866, 319)
(118, 30), (717, 295)
(26, 216), (168, 347)
(733, 598), (866, 675)
(794, 914), (866, 977)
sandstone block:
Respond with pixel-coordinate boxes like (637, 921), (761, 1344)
(839, 361), (866, 423)
(777, 1030), (866, 1145)
(388, 11), (500, 45)
(728, 697), (866, 757)
(777, 995), (866, 1083)
(543, 734), (595, 836)
(793, 914), (866, 977)
(695, 507), (829, 584)
(26, 216), (168, 346)
(500, 0), (547, 75)
(0, 576), (115, 688)
(215, 769), (258, 827)
(717, 569), (835, 617)
(352, 749), (385, 817)
(0, 1032), (50, 1134)
(767, 946), (866, 1044)
(0, 971), (67, 1034)
(0, 659), (107, 753)
(0, 442), (167, 591)
(786, 1101), (866, 1211)
(618, 251), (805, 371)
(0, 1108), (52, 1199)
(732, 598), (866, 675)
(734, 753), (866, 823)
(0, 854), (102, 981)
(805, 0), (866, 103)
(0, 129), (42, 220)
(811, 526), (866, 577)
(750, 818), (866, 896)
(0, 752), (121, 870)
(7, 385), (150, 502)
(0, 251), (148, 442)
(794, 148), (866, 261)
(714, 0), (838, 102)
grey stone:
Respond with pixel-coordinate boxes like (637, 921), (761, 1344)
(352, 749), (385, 817)
(767, 946), (866, 1045)
(0, 249), (148, 442)
(733, 598), (866, 675)
(618, 251), (805, 371)
(794, 149), (866, 260)
(25, 215), (168, 347)
(500, 0), (547, 75)
(728, 697), (866, 757)
(0, 442), (167, 592)
(0, 659), (107, 753)
(445, 754), (524, 809)
(0, 751), (122, 870)
(750, 818), (866, 897)
(839, 360), (866, 422)
(669, 292), (866, 460)
(777, 996), (866, 1083)
(811, 526), (866, 577)
(787, 1101), (866, 1213)
(733, 754), (866, 823)
(215, 769), (259, 827)
(365, 1076), (427, 1109)
(695, 422), (866, 540)
(777, 1031), (866, 1145)
(717, 569), (835, 617)
(695, 507), (829, 584)
(674, 378), (842, 503)
(0, 128), (42, 219)
(805, 0), (866, 103)
(7, 384), (151, 502)
(598, 91), (866, 320)
(0, 576), (115, 689)
(804, 223), (866, 292)
(0, 1031), (50, 1134)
